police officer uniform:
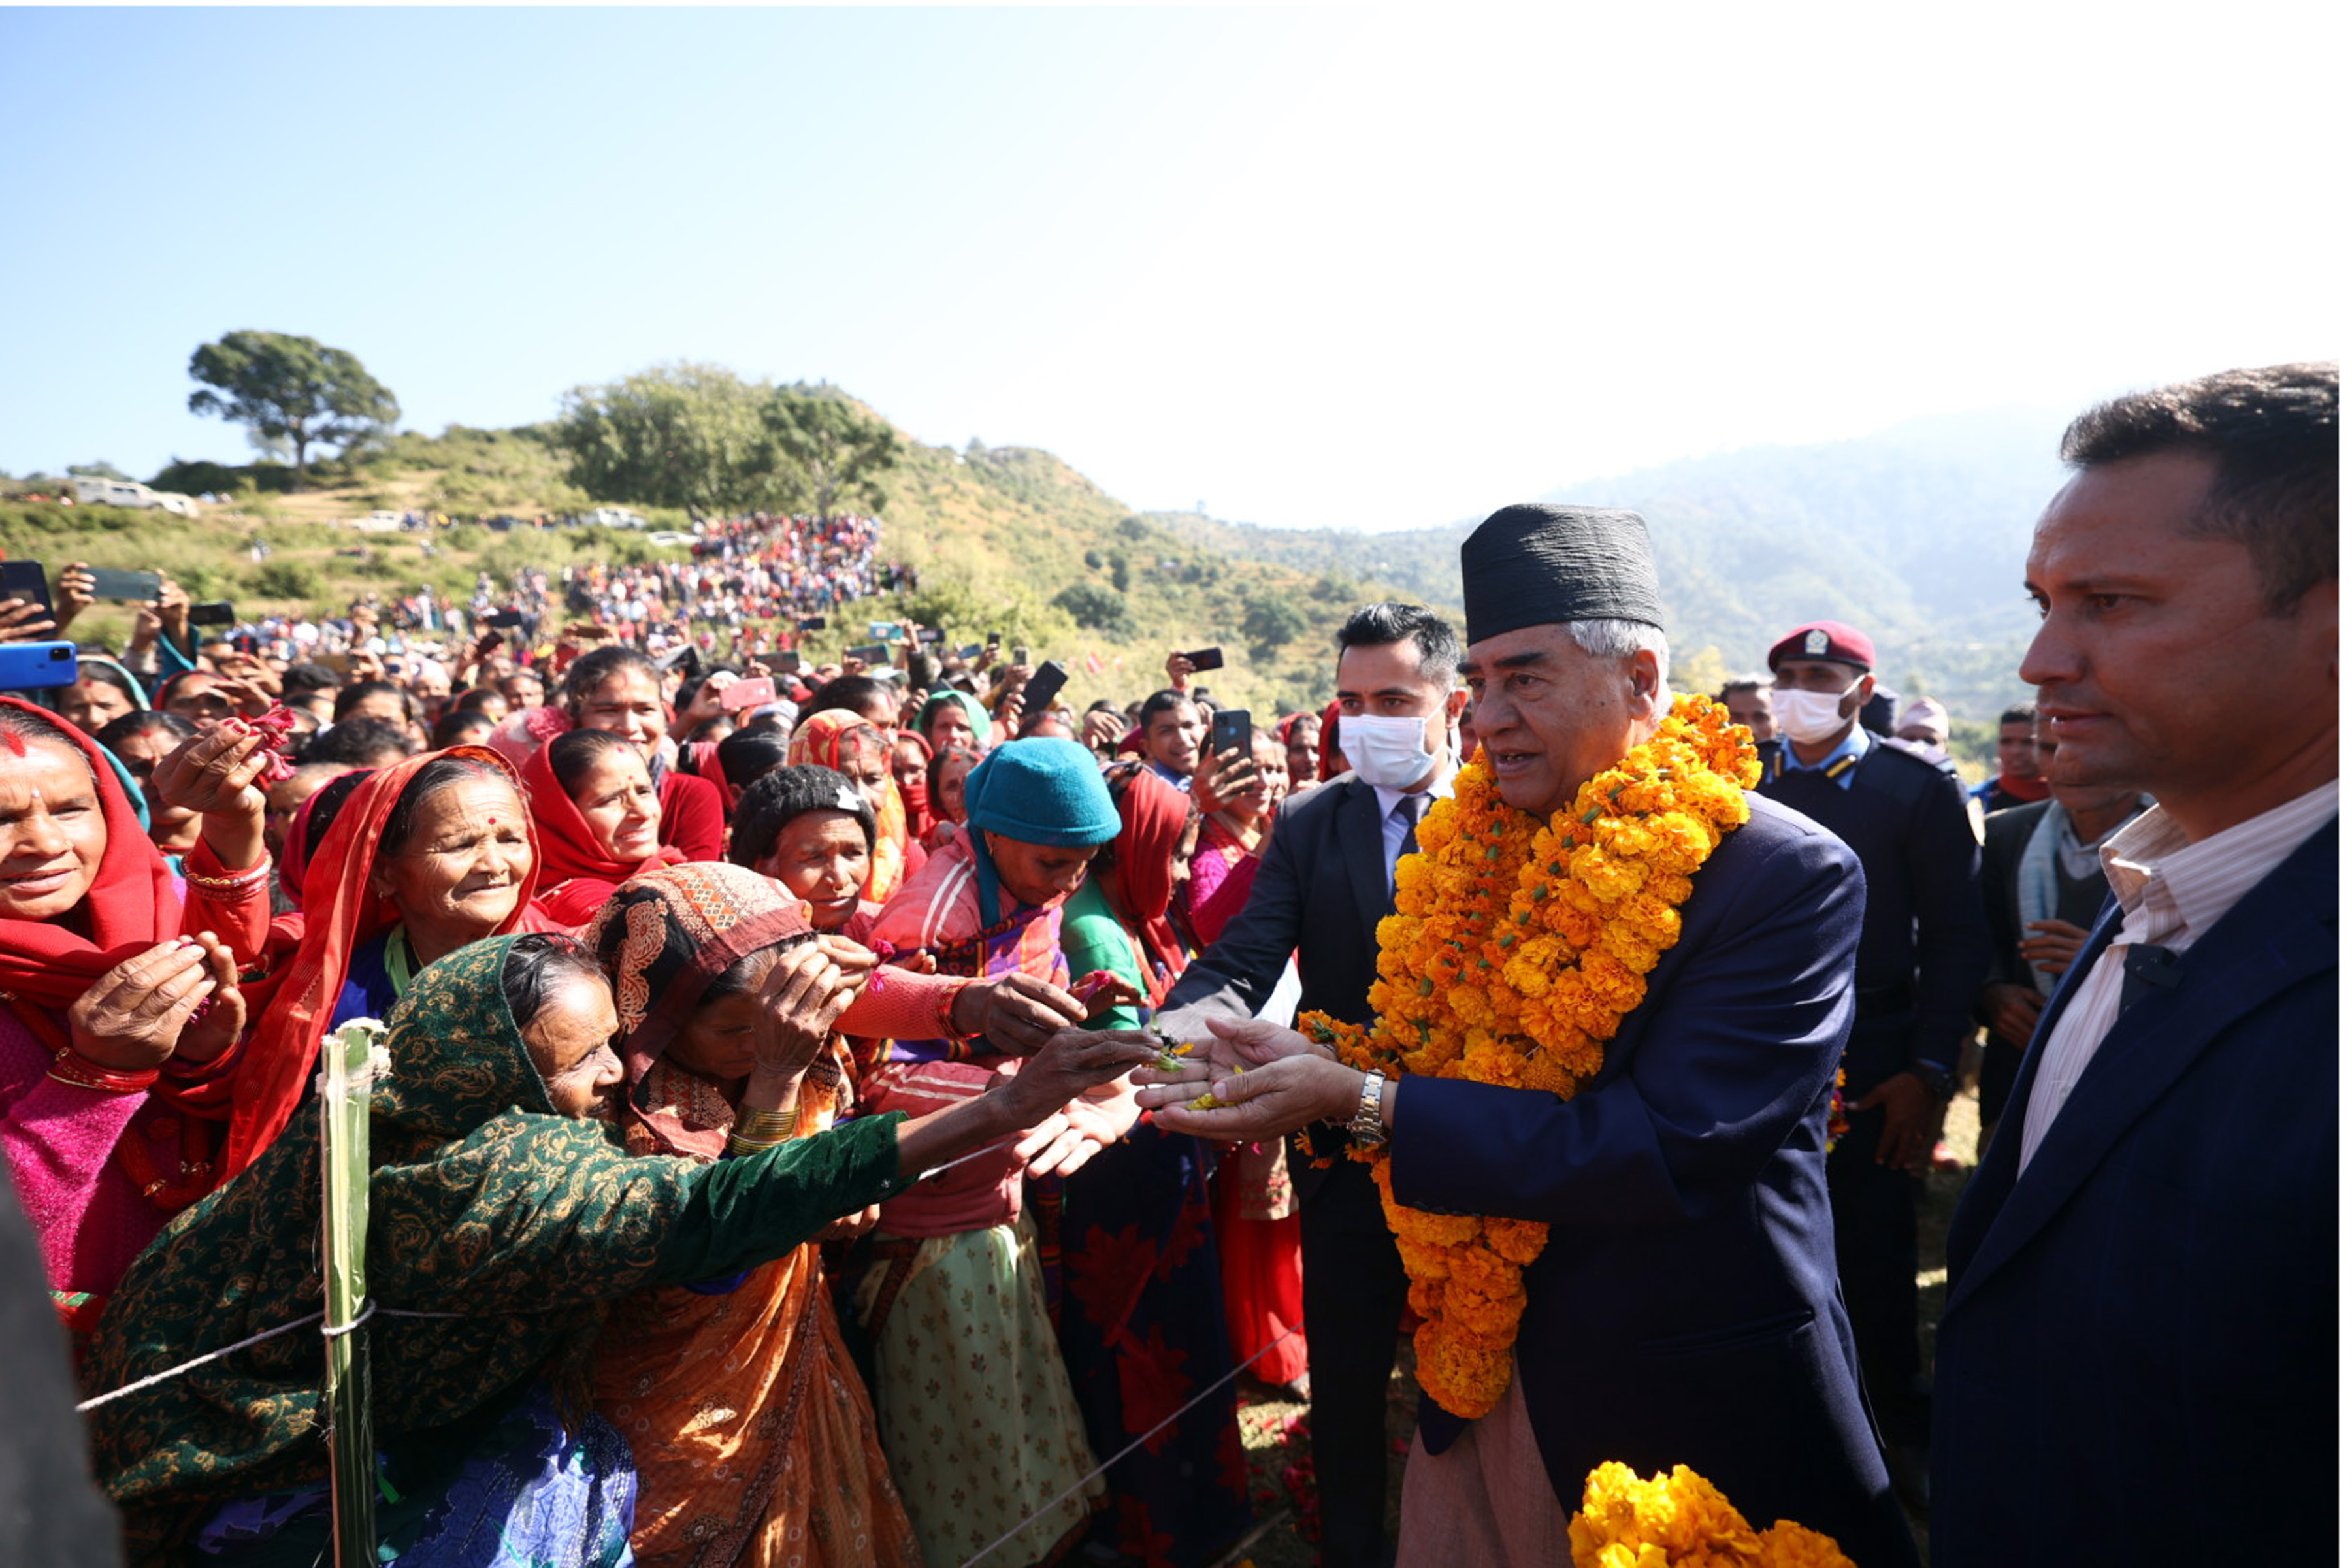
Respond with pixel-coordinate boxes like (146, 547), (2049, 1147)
(1756, 621), (1992, 1479)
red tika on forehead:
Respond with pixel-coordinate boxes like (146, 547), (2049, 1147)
(1, 728), (24, 757)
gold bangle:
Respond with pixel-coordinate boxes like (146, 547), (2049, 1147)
(181, 862), (270, 893)
(727, 1131), (789, 1156)
(733, 1107), (799, 1143)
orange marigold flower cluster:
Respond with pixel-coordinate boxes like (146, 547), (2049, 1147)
(1303, 695), (1756, 1420)
(1567, 1462), (1854, 1568)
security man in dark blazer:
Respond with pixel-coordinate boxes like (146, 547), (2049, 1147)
(1157, 600), (1468, 1568)
(1934, 361), (2338, 1565)
(1756, 619), (1991, 1496)
(1147, 508), (1919, 1568)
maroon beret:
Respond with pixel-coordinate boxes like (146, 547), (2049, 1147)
(1768, 620), (1876, 672)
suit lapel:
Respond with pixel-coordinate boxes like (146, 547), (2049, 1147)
(1337, 779), (1390, 951)
(1944, 902), (2123, 1281)
(1947, 826), (2337, 1310)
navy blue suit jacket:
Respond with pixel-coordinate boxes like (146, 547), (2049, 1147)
(1931, 819), (2338, 1566)
(1390, 795), (1919, 1568)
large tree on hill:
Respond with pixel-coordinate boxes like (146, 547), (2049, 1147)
(553, 362), (792, 516)
(761, 387), (902, 521)
(186, 330), (399, 485)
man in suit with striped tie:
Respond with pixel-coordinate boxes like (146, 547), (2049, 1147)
(1933, 362), (2338, 1565)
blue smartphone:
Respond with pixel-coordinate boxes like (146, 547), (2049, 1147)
(0, 640), (79, 690)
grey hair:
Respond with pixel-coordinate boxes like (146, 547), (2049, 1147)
(1565, 619), (1673, 721)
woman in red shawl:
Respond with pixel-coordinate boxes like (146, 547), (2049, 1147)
(0, 698), (274, 1335)
(1051, 761), (1254, 1565)
(888, 729), (934, 844)
(523, 728), (685, 929)
(786, 710), (922, 903)
(221, 747), (547, 1181)
(485, 645), (728, 862)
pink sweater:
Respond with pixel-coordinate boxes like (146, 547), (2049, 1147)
(1, 1005), (206, 1303)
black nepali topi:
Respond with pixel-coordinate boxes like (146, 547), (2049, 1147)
(1459, 503), (1667, 644)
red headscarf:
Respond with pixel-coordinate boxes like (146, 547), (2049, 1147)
(1316, 697), (1345, 782)
(221, 746), (544, 1179)
(892, 728), (935, 843)
(519, 741), (683, 929)
(0, 697), (178, 1009)
(1103, 762), (1191, 1008)
(788, 710), (911, 904)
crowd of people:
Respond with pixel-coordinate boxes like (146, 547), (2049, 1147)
(0, 361), (2334, 1568)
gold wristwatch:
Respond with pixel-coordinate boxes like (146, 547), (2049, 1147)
(1348, 1070), (1390, 1149)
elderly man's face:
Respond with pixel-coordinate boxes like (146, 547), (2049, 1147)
(2021, 449), (2337, 836)
(1462, 623), (1661, 817)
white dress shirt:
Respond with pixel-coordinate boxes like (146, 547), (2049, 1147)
(2016, 778), (2339, 1170)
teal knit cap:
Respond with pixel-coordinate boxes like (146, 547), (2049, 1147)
(963, 738), (1119, 847)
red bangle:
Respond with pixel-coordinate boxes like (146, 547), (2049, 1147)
(48, 1047), (161, 1095)
(941, 977), (978, 1039)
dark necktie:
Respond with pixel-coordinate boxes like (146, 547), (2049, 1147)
(1390, 795), (1422, 890)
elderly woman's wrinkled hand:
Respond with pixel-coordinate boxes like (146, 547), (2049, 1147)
(151, 726), (272, 821)
(747, 940), (862, 1081)
(67, 937), (232, 1071)
(173, 930), (248, 1063)
(1002, 1027), (1160, 1129)
(950, 970), (1086, 1051)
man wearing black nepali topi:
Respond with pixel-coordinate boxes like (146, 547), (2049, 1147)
(1142, 504), (1918, 1567)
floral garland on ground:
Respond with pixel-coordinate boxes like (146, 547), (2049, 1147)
(1297, 693), (1759, 1420)
(1569, 1462), (1853, 1568)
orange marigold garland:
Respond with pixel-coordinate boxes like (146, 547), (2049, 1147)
(1297, 693), (1759, 1420)
(1568, 1461), (1854, 1568)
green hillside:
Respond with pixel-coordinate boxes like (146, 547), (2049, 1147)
(1, 424), (1386, 721)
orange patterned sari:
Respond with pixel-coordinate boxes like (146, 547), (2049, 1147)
(583, 864), (920, 1568)
(593, 1058), (918, 1568)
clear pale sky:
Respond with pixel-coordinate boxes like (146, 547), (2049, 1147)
(1, 5), (2332, 532)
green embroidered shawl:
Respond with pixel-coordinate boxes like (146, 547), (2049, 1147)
(85, 935), (904, 1524)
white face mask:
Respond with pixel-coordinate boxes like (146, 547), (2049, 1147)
(1770, 672), (1867, 746)
(1337, 711), (1445, 791)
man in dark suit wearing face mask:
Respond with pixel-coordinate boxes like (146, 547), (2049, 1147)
(1156, 601), (1467, 1568)
(1755, 620), (1992, 1507)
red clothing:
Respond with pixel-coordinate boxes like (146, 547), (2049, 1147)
(0, 697), (270, 1320)
(657, 770), (728, 862)
(521, 743), (685, 929)
(224, 747), (547, 1181)
(1184, 815), (1264, 949)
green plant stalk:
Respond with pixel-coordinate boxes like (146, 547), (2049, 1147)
(320, 1017), (384, 1568)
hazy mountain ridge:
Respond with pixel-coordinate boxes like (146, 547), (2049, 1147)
(1160, 406), (2071, 717)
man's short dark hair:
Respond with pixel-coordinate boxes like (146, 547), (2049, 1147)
(1717, 676), (1767, 701)
(280, 662), (339, 698)
(1998, 704), (2036, 728)
(2060, 362), (2337, 615)
(1336, 602), (1460, 688)
(304, 715), (417, 766)
(333, 679), (410, 723)
(1138, 689), (1197, 730)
